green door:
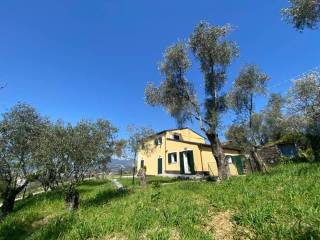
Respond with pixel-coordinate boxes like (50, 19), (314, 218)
(179, 151), (195, 175)
(187, 151), (195, 175)
(231, 155), (244, 175)
(158, 158), (163, 174)
(179, 152), (184, 174)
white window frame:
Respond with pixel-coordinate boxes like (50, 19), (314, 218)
(154, 137), (162, 146)
(171, 134), (180, 140)
(168, 152), (178, 164)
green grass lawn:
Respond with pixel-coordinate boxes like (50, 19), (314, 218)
(0, 163), (319, 240)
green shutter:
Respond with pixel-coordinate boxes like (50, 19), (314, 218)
(168, 153), (172, 164)
(231, 156), (244, 175)
(179, 152), (184, 174)
(187, 151), (195, 174)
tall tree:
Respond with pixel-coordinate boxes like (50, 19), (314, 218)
(146, 22), (239, 181)
(282, 0), (320, 30)
(126, 125), (155, 184)
(225, 123), (249, 149)
(287, 70), (320, 160)
(228, 65), (270, 172)
(0, 103), (45, 218)
(263, 93), (286, 142)
(226, 113), (268, 149)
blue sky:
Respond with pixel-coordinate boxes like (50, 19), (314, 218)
(0, 0), (319, 140)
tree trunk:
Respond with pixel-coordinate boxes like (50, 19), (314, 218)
(132, 153), (136, 185)
(250, 146), (268, 173)
(0, 181), (28, 219)
(206, 132), (230, 181)
(64, 183), (80, 210)
(139, 168), (146, 188)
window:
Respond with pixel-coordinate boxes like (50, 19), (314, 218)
(140, 160), (145, 168)
(226, 156), (233, 164)
(168, 152), (177, 164)
(154, 137), (162, 146)
(171, 134), (180, 140)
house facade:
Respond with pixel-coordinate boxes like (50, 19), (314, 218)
(137, 128), (243, 177)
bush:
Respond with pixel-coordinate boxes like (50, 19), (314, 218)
(297, 148), (314, 162)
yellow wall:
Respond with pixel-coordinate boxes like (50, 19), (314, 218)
(200, 146), (239, 176)
(136, 134), (165, 175)
(200, 146), (218, 175)
(165, 129), (205, 144)
(137, 129), (241, 176)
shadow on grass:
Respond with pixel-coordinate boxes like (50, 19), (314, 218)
(0, 213), (42, 240)
(30, 212), (77, 240)
(78, 180), (109, 187)
(13, 189), (64, 213)
(14, 180), (110, 211)
(147, 178), (180, 185)
(82, 188), (129, 208)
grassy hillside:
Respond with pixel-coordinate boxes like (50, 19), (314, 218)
(0, 163), (319, 240)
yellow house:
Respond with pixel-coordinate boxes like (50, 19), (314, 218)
(137, 128), (243, 177)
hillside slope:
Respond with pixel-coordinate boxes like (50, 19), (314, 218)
(0, 163), (319, 240)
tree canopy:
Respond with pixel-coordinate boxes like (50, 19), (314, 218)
(282, 0), (320, 30)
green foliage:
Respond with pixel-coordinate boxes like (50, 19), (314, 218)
(150, 181), (161, 202)
(0, 164), (319, 239)
(145, 43), (196, 127)
(33, 118), (120, 190)
(0, 103), (46, 216)
(225, 123), (249, 148)
(287, 70), (320, 136)
(126, 125), (155, 160)
(0, 103), (46, 183)
(145, 21), (239, 131)
(298, 148), (315, 162)
(225, 112), (268, 151)
(263, 93), (286, 142)
(0, 102), (122, 217)
(284, 70), (320, 160)
(189, 21), (239, 129)
(229, 65), (269, 118)
(0, 181), (7, 197)
(282, 0), (320, 30)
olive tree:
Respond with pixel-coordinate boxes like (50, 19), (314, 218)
(226, 112), (268, 148)
(225, 123), (249, 149)
(287, 70), (320, 160)
(62, 119), (120, 209)
(228, 65), (270, 172)
(33, 121), (66, 191)
(263, 93), (286, 142)
(145, 22), (239, 181)
(0, 103), (45, 218)
(282, 0), (320, 30)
